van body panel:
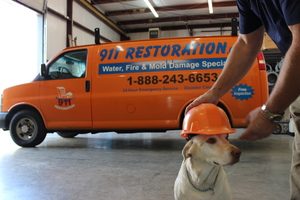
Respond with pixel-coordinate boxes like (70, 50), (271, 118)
(92, 37), (230, 130)
(221, 63), (266, 127)
(259, 70), (269, 105)
(39, 78), (92, 129)
(3, 82), (41, 112)
(39, 49), (92, 129)
(90, 36), (267, 129)
(1, 36), (268, 134)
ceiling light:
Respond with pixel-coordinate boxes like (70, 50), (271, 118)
(144, 0), (159, 18)
(208, 0), (213, 14)
(116, 45), (124, 51)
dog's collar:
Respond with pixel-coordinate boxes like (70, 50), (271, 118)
(185, 164), (220, 193)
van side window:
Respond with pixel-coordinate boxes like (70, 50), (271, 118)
(48, 50), (87, 80)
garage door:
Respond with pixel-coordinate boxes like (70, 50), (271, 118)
(0, 0), (43, 93)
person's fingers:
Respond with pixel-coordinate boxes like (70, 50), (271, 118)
(185, 105), (195, 114)
(245, 113), (251, 125)
(239, 129), (259, 141)
(185, 107), (190, 114)
(240, 123), (274, 141)
(185, 100), (199, 114)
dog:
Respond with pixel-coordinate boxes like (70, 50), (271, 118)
(174, 134), (241, 200)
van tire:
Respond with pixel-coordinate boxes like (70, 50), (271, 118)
(57, 132), (78, 138)
(9, 110), (46, 147)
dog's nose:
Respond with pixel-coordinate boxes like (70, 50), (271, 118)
(231, 149), (241, 159)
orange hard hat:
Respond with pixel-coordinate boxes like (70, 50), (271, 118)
(181, 103), (235, 138)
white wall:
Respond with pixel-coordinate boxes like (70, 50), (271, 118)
(46, 13), (67, 60)
(47, 0), (67, 15)
(16, 0), (45, 12)
(73, 27), (94, 46)
(46, 0), (121, 60)
(73, 25), (113, 45)
(128, 28), (232, 41)
(73, 1), (120, 43)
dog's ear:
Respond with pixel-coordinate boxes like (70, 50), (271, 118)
(182, 139), (195, 159)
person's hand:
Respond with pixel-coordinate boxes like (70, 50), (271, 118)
(185, 90), (219, 114)
(239, 107), (276, 141)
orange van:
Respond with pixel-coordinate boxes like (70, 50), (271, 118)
(0, 36), (268, 147)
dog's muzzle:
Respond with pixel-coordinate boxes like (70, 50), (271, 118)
(230, 148), (241, 164)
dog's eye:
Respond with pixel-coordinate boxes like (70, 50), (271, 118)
(206, 138), (217, 144)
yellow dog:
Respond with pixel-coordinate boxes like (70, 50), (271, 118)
(174, 104), (241, 200)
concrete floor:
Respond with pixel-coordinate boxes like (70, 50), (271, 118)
(0, 129), (294, 200)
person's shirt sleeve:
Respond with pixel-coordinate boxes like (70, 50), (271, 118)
(237, 0), (262, 34)
(281, 0), (300, 25)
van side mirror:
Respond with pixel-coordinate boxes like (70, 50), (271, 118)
(41, 64), (47, 77)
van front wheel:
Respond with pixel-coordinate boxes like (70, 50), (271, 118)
(9, 110), (46, 147)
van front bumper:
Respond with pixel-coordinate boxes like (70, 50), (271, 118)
(0, 112), (8, 130)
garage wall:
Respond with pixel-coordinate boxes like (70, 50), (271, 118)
(46, 12), (67, 59)
(128, 29), (232, 40)
(15, 0), (45, 12)
(48, 0), (66, 15)
(15, 0), (232, 61)
(46, 0), (121, 60)
(46, 0), (67, 60)
(73, 1), (120, 45)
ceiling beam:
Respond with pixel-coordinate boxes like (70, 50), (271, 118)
(125, 22), (234, 33)
(106, 1), (237, 16)
(92, 0), (134, 4)
(118, 13), (239, 25)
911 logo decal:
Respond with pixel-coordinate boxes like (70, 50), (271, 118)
(54, 87), (75, 110)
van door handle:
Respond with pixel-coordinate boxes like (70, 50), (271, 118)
(85, 80), (91, 92)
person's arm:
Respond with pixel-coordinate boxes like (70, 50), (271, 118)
(185, 26), (265, 112)
(266, 24), (300, 113)
(210, 26), (265, 98)
(240, 23), (300, 140)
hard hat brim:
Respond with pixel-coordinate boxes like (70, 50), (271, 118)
(181, 128), (235, 138)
